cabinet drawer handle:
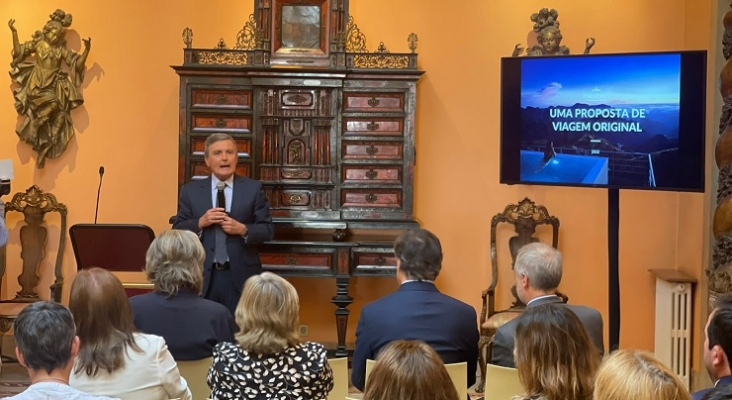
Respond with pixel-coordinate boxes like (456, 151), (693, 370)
(215, 119), (226, 128)
(366, 145), (379, 155)
(367, 97), (380, 107)
(365, 169), (378, 179)
(375, 256), (386, 266)
(216, 94), (227, 104)
(366, 122), (380, 131)
(365, 194), (378, 203)
(285, 256), (299, 265)
(289, 194), (303, 204)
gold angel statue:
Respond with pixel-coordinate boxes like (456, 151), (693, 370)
(8, 9), (91, 168)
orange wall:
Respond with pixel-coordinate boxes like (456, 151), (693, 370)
(0, 0), (714, 358)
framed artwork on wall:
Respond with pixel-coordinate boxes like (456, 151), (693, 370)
(272, 0), (329, 64)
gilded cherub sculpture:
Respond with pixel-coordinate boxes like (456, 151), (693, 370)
(8, 9), (91, 168)
(512, 8), (594, 57)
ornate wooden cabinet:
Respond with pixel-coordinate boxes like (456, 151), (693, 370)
(174, 1), (422, 356)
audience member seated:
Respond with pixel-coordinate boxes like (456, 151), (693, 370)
(702, 384), (732, 400)
(594, 349), (690, 400)
(351, 229), (479, 391)
(129, 229), (236, 360)
(207, 272), (333, 399)
(492, 242), (604, 368)
(695, 294), (732, 400)
(68, 268), (192, 400)
(363, 340), (459, 400)
(7, 302), (118, 400)
(511, 304), (600, 400)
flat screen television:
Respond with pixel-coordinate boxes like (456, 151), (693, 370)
(500, 51), (707, 192)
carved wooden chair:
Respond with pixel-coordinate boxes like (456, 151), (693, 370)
(0, 186), (66, 363)
(477, 198), (560, 392)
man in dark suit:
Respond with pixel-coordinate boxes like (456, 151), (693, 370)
(351, 229), (479, 392)
(173, 133), (274, 314)
(491, 242), (604, 368)
(693, 295), (732, 400)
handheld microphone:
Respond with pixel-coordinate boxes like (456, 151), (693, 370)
(216, 181), (226, 209)
(94, 166), (104, 224)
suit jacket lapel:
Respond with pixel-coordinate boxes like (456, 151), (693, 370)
(199, 177), (213, 210)
(230, 174), (246, 217)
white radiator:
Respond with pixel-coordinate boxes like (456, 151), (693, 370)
(653, 275), (694, 388)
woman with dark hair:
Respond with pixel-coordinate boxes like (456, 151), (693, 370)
(512, 304), (600, 400)
(129, 229), (236, 360)
(207, 272), (332, 399)
(363, 340), (459, 400)
(68, 267), (191, 400)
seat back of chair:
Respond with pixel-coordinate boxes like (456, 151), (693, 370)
(1, 185), (67, 302)
(366, 358), (467, 399)
(177, 357), (212, 400)
(365, 358), (376, 387)
(444, 362), (468, 400)
(327, 357), (348, 400)
(483, 363), (523, 400)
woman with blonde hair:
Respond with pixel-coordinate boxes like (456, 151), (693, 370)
(207, 272), (333, 399)
(594, 349), (691, 400)
(69, 267), (191, 400)
(512, 304), (600, 400)
(129, 229), (236, 360)
(363, 340), (459, 400)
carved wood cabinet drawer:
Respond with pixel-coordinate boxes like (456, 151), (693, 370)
(342, 141), (403, 160)
(191, 114), (251, 133)
(191, 89), (252, 109)
(351, 248), (398, 276)
(281, 190), (311, 207)
(341, 189), (402, 208)
(261, 252), (331, 267)
(191, 162), (250, 180)
(342, 166), (401, 184)
(354, 252), (397, 268)
(191, 137), (251, 157)
(260, 251), (334, 274)
(343, 118), (403, 136)
(343, 93), (405, 113)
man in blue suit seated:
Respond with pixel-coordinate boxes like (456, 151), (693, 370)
(491, 242), (604, 368)
(693, 295), (732, 400)
(351, 228), (479, 392)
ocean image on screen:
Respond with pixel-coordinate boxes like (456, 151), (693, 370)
(519, 54), (681, 187)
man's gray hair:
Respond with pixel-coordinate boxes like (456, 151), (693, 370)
(204, 133), (236, 157)
(514, 242), (562, 291)
(14, 301), (76, 374)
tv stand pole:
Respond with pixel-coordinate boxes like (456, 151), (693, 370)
(608, 188), (620, 351)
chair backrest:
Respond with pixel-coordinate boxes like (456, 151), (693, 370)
(445, 362), (467, 400)
(365, 359), (467, 399)
(176, 357), (212, 400)
(0, 185), (67, 302)
(327, 357), (348, 400)
(489, 197), (560, 308)
(483, 363), (523, 400)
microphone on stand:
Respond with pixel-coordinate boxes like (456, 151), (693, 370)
(94, 166), (104, 224)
